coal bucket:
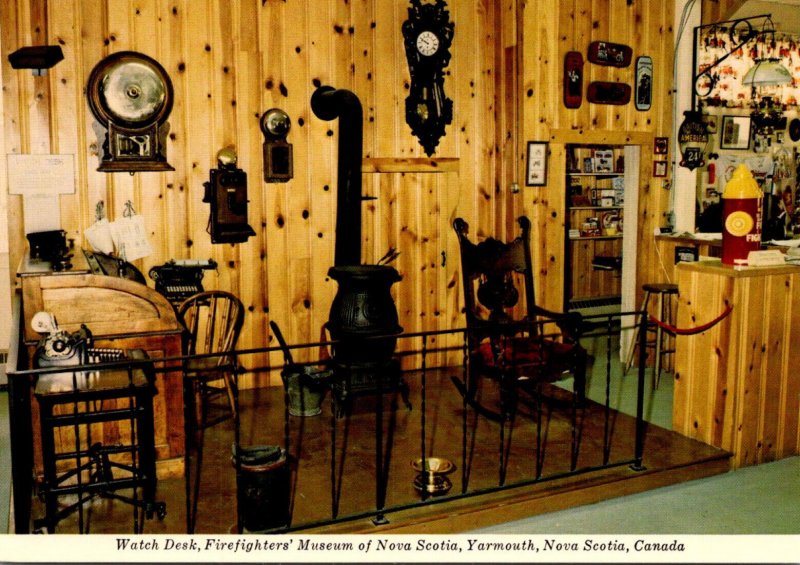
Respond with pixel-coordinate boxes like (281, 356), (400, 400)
(231, 445), (289, 532)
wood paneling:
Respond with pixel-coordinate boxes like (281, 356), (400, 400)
(1, 0), (675, 375)
(674, 261), (800, 469)
(520, 0), (675, 311)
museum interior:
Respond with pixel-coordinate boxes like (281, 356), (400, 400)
(1, 0), (799, 537)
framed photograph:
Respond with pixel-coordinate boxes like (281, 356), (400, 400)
(654, 137), (668, 155)
(526, 141), (548, 186)
(720, 115), (751, 150)
(593, 149), (614, 173)
(703, 114), (718, 135)
(653, 160), (668, 177)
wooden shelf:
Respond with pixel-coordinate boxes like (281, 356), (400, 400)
(570, 206), (623, 211)
(568, 172), (624, 177)
(570, 235), (623, 240)
(361, 157), (459, 173)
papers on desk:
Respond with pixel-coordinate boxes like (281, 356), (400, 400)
(691, 232), (722, 240)
(768, 239), (800, 247)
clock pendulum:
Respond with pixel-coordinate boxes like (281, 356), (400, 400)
(402, 0), (454, 156)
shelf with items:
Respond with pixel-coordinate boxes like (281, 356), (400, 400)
(567, 172), (625, 178)
(565, 144), (625, 310)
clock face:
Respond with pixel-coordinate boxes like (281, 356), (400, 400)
(416, 30), (440, 56)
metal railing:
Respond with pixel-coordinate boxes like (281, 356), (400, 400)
(8, 310), (651, 534)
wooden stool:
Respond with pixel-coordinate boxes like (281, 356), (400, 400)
(34, 350), (166, 533)
(625, 283), (678, 389)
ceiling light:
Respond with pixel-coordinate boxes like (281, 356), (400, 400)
(742, 58), (793, 87)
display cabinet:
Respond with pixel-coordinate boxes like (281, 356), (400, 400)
(565, 144), (624, 310)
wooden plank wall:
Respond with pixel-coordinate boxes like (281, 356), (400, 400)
(519, 0), (675, 311)
(1, 0), (677, 378)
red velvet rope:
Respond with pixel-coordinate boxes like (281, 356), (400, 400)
(648, 304), (733, 335)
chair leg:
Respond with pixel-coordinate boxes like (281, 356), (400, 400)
(224, 372), (238, 420)
(573, 355), (587, 405)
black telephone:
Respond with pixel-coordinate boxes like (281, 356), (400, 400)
(32, 313), (93, 368)
(203, 148), (256, 244)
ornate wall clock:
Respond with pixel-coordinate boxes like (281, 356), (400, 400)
(87, 51), (174, 172)
(402, 0), (454, 156)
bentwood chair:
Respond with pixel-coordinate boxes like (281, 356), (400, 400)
(178, 290), (245, 427)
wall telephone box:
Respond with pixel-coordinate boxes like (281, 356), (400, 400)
(203, 151), (256, 244)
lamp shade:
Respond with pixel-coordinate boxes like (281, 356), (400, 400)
(742, 59), (793, 87)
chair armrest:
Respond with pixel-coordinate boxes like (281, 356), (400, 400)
(528, 306), (585, 340)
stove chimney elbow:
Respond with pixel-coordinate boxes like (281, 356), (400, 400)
(311, 86), (364, 267)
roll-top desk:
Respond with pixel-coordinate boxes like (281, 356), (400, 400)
(9, 250), (185, 532)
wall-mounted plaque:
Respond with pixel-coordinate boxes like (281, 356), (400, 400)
(587, 41), (632, 67)
(635, 56), (653, 111)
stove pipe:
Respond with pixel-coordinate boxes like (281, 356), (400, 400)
(310, 86), (363, 267)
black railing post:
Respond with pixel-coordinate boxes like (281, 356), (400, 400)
(631, 310), (648, 471)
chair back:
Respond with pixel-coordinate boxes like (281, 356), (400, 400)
(453, 216), (536, 336)
(178, 291), (245, 366)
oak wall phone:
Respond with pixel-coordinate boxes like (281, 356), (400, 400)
(203, 147), (256, 244)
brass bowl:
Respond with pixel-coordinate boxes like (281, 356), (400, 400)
(411, 457), (454, 475)
(413, 473), (452, 495)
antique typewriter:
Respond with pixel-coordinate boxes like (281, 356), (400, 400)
(148, 259), (217, 305)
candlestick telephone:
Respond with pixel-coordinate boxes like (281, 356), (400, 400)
(203, 147), (255, 244)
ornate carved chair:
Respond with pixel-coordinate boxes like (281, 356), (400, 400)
(451, 216), (587, 421)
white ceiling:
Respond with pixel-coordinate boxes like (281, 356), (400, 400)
(726, 0), (800, 34)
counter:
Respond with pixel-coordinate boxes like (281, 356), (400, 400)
(673, 259), (800, 468)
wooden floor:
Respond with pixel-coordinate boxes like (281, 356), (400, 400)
(29, 367), (730, 534)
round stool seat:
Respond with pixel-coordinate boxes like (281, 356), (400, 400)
(642, 283), (678, 295)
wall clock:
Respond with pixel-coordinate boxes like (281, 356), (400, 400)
(87, 51), (174, 172)
(402, 0), (454, 156)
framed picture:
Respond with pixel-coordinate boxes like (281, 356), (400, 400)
(653, 160), (668, 177)
(703, 114), (718, 135)
(526, 141), (548, 186)
(720, 115), (751, 150)
(654, 137), (668, 155)
(634, 56), (653, 111)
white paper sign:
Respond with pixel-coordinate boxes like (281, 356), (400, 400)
(7, 154), (75, 195)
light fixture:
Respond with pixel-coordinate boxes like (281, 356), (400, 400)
(742, 59), (792, 88)
(8, 45), (63, 76)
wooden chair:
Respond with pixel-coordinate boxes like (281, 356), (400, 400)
(451, 216), (587, 421)
(178, 291), (245, 427)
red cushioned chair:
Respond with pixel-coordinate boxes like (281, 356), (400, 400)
(451, 216), (587, 421)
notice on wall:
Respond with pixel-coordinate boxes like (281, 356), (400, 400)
(7, 154), (75, 196)
(7, 154), (75, 234)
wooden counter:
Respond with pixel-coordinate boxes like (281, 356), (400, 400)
(673, 259), (800, 469)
